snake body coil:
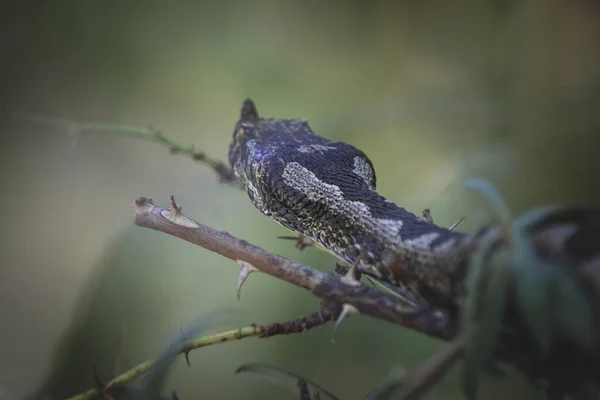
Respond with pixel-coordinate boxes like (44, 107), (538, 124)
(228, 99), (476, 310)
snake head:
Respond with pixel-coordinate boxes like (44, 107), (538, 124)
(227, 99), (379, 227)
(228, 99), (315, 189)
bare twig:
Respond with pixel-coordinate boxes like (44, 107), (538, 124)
(133, 196), (452, 340)
(1, 111), (238, 185)
(394, 331), (471, 400)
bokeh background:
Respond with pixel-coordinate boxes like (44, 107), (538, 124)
(0, 1), (599, 399)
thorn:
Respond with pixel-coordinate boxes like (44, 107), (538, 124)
(331, 304), (359, 342)
(92, 364), (104, 389)
(340, 256), (361, 286)
(168, 195), (182, 218)
(236, 260), (259, 300)
(161, 196), (199, 228)
(183, 348), (192, 367)
(277, 235), (314, 250)
(422, 208), (434, 224)
(92, 366), (114, 399)
(448, 216), (465, 231)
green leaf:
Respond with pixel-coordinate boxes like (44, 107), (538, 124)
(511, 206), (595, 354)
(553, 271), (595, 350)
(463, 249), (510, 400)
(510, 232), (557, 355)
(512, 206), (563, 230)
(463, 178), (511, 223)
(139, 310), (239, 399)
(365, 366), (405, 399)
(462, 228), (503, 330)
(235, 363), (340, 400)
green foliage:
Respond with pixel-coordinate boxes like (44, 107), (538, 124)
(364, 366), (405, 400)
(235, 363), (340, 400)
(463, 178), (512, 223)
(461, 179), (597, 399)
(463, 240), (510, 399)
(27, 230), (172, 400)
(511, 210), (595, 352)
(139, 311), (235, 399)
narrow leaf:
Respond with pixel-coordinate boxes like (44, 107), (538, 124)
(236, 363), (340, 400)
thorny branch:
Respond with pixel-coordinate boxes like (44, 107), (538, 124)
(3, 110), (463, 399)
(67, 313), (334, 400)
(11, 110), (600, 398)
(133, 196), (452, 340)
(129, 196), (460, 399)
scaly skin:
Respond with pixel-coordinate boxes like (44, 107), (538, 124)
(227, 99), (600, 395)
(228, 99), (481, 311)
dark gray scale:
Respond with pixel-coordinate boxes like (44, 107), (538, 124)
(228, 99), (467, 301)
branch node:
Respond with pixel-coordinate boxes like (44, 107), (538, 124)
(159, 195), (199, 228)
(92, 365), (113, 399)
(422, 208), (434, 224)
(236, 260), (260, 300)
(148, 125), (163, 138)
(192, 150), (208, 161)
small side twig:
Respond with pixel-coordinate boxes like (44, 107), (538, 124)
(448, 216), (465, 231)
(68, 312), (335, 400)
(67, 326), (265, 400)
(394, 330), (471, 400)
(1, 111), (238, 185)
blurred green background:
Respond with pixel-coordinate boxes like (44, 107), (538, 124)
(0, 1), (599, 399)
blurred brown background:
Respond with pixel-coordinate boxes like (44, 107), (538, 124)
(0, 1), (599, 399)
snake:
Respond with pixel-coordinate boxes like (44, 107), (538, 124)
(226, 99), (600, 315)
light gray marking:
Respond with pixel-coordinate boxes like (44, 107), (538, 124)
(297, 144), (338, 153)
(352, 156), (375, 188)
(282, 162), (403, 240)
